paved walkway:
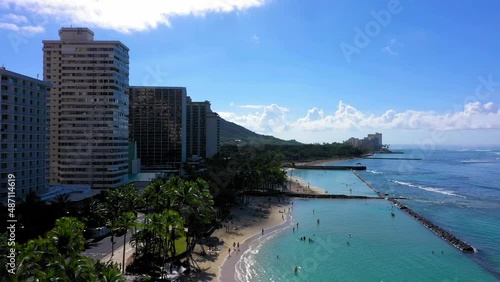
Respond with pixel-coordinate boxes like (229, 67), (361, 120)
(101, 238), (136, 272)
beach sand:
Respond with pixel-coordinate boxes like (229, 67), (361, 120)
(189, 177), (318, 281)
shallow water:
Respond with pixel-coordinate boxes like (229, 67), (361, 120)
(236, 149), (500, 281)
(237, 199), (497, 281)
(289, 169), (378, 197)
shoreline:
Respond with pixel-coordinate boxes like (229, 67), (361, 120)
(220, 206), (293, 281)
(189, 175), (319, 281)
(292, 157), (355, 166)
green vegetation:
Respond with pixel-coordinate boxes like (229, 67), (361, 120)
(4, 137), (363, 280)
(127, 177), (215, 277)
(219, 118), (301, 146)
(203, 142), (365, 207)
(2, 217), (125, 282)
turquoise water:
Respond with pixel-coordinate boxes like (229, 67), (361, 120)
(289, 169), (378, 197)
(237, 199), (497, 281)
(335, 149), (500, 278)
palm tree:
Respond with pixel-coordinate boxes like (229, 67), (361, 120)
(163, 210), (184, 260)
(173, 178), (214, 265)
(142, 179), (167, 213)
(95, 260), (125, 282)
(47, 217), (86, 258)
(115, 212), (137, 274)
(51, 193), (71, 217)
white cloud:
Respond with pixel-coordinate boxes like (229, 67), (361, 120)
(222, 104), (289, 134)
(1, 0), (267, 33)
(251, 34), (260, 44)
(1, 13), (28, 23)
(0, 22), (44, 35)
(238, 104), (266, 109)
(381, 38), (401, 56)
(222, 101), (500, 137)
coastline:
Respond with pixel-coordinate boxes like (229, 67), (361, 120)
(293, 157), (355, 166)
(190, 176), (318, 281)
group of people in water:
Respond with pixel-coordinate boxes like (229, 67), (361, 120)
(298, 236), (314, 243)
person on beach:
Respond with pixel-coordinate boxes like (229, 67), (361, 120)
(262, 228), (264, 235)
(293, 227), (295, 233)
(228, 248), (231, 257)
(237, 242), (240, 251)
(317, 219), (320, 225)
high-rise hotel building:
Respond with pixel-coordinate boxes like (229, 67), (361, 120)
(129, 87), (187, 170)
(0, 67), (51, 202)
(186, 98), (220, 159)
(43, 28), (130, 189)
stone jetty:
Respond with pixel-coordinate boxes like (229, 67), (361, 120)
(282, 192), (380, 199)
(364, 157), (422, 160)
(289, 165), (366, 170)
(389, 199), (476, 253)
(352, 170), (475, 253)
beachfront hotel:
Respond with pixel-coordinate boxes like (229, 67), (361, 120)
(129, 87), (221, 171)
(129, 87), (187, 171)
(43, 28), (130, 189)
(0, 67), (51, 202)
(186, 98), (220, 160)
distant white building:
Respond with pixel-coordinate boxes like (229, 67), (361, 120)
(345, 132), (383, 151)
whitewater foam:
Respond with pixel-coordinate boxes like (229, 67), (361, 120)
(393, 180), (466, 198)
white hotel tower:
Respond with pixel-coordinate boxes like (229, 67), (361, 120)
(43, 28), (130, 189)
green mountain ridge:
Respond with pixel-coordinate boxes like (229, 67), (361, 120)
(219, 118), (301, 146)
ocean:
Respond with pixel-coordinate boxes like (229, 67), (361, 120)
(235, 148), (500, 281)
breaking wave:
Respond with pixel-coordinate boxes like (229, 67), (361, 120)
(393, 180), (466, 198)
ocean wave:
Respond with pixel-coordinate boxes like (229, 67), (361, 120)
(368, 170), (384, 174)
(393, 180), (466, 198)
(461, 159), (493, 163)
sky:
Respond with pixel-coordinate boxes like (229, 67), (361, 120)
(1, 0), (500, 147)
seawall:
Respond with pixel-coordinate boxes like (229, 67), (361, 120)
(389, 199), (475, 253)
(364, 157), (422, 160)
(282, 192), (380, 199)
(352, 170), (385, 198)
(352, 170), (475, 253)
(291, 165), (366, 170)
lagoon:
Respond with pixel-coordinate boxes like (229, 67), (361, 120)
(236, 199), (497, 281)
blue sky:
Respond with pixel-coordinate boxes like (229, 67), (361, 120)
(1, 0), (500, 147)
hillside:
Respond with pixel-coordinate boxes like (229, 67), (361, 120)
(219, 118), (301, 146)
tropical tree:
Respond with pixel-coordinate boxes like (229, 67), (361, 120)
(114, 211), (137, 274)
(162, 210), (185, 260)
(51, 193), (71, 218)
(172, 178), (214, 261)
(11, 217), (112, 282)
(95, 260), (126, 282)
(47, 217), (85, 258)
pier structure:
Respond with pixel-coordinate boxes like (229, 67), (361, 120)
(363, 157), (422, 160)
(352, 170), (385, 198)
(288, 165), (366, 170)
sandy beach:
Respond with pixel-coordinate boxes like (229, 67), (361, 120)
(189, 175), (319, 281)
